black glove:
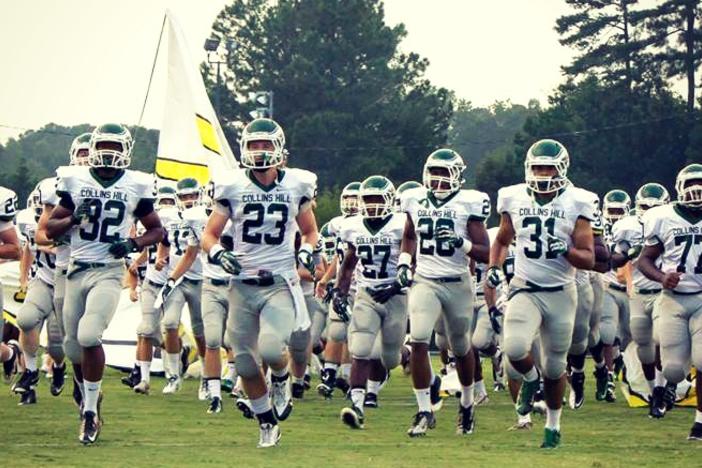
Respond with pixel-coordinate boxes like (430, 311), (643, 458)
(488, 305), (503, 334)
(322, 282), (335, 304)
(332, 289), (351, 323)
(485, 266), (502, 289)
(71, 201), (93, 225)
(212, 249), (242, 275)
(368, 282), (403, 304)
(397, 264), (413, 288)
(435, 226), (465, 249)
(108, 238), (138, 258)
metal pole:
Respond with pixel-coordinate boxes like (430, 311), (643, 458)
(268, 91), (274, 119)
(215, 61), (222, 117)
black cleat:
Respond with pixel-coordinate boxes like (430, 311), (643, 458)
(18, 389), (37, 406)
(292, 382), (305, 399)
(335, 377), (350, 395)
(456, 404), (475, 435)
(50, 363), (66, 396)
(569, 371), (585, 410)
(594, 365), (608, 401)
(688, 422), (702, 441)
(613, 354), (625, 380)
(317, 368), (336, 399)
(663, 382), (677, 411)
(79, 411), (102, 445)
(649, 386), (666, 419)
(407, 411), (436, 437)
(364, 392), (378, 408)
(207, 396), (223, 414)
(605, 373), (616, 402)
(2, 340), (21, 381)
(303, 373), (311, 390)
(120, 365), (141, 389)
(236, 398), (255, 420)
(340, 405), (365, 429)
(430, 375), (443, 411)
(13, 369), (39, 394)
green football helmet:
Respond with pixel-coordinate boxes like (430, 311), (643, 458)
(70, 132), (92, 166)
(359, 175), (395, 219)
(88, 123), (133, 169)
(675, 163), (702, 208)
(319, 222), (336, 262)
(239, 118), (286, 169)
(340, 181), (361, 216)
(635, 183), (670, 217)
(176, 178), (201, 210)
(394, 180), (422, 211)
(156, 186), (178, 209)
(423, 149), (465, 199)
(603, 189), (631, 223)
(524, 139), (569, 194)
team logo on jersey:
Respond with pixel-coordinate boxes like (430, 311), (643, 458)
(242, 193), (291, 203)
(417, 208), (458, 219)
(80, 187), (129, 202)
(672, 225), (701, 235)
(519, 206), (566, 220)
(355, 234), (394, 246)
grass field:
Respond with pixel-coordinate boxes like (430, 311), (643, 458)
(1, 359), (700, 467)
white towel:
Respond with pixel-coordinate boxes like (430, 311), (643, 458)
(281, 273), (310, 332)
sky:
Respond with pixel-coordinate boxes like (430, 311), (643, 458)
(0, 0), (577, 143)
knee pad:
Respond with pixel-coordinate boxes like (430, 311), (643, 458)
(381, 348), (401, 370)
(235, 353), (260, 379)
(328, 321), (348, 343)
(205, 335), (222, 351)
(504, 336), (530, 362)
(542, 356), (566, 380)
(289, 329), (310, 365)
(77, 328), (101, 349)
(349, 332), (375, 360)
(599, 320), (616, 346)
(258, 333), (285, 365)
(448, 332), (471, 358)
(662, 362), (686, 385)
(636, 343), (656, 365)
(472, 328), (493, 352)
(434, 332), (448, 351)
(569, 332), (588, 356)
(162, 318), (179, 331)
(63, 337), (81, 364)
(16, 306), (40, 332)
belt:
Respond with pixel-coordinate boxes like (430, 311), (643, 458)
(67, 261), (107, 280)
(242, 277), (275, 287)
(508, 281), (564, 300)
(476, 292), (484, 297)
(672, 290), (702, 296)
(609, 283), (627, 292)
(635, 288), (661, 295)
(182, 277), (202, 285)
(148, 279), (165, 288)
(207, 278), (229, 287)
(433, 276), (462, 283)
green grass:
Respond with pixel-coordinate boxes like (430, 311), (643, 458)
(1, 360), (700, 467)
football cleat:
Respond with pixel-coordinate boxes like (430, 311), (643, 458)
(121, 365), (141, 389)
(364, 392), (378, 408)
(649, 386), (666, 419)
(221, 378), (234, 394)
(613, 354), (625, 380)
(317, 368), (335, 399)
(508, 415), (533, 431)
(594, 365), (608, 401)
(407, 411), (436, 437)
(18, 388), (37, 406)
(516, 378), (540, 416)
(79, 411), (102, 445)
(13, 369), (39, 394)
(663, 382), (677, 411)
(335, 377), (350, 395)
(257, 422), (281, 449)
(456, 405), (475, 435)
(291, 382), (305, 399)
(605, 373), (616, 403)
(198, 378), (210, 401)
(271, 374), (293, 421)
(493, 381), (506, 392)
(540, 428), (561, 449)
(2, 340), (21, 381)
(688, 422), (702, 441)
(72, 377), (83, 410)
(475, 389), (490, 406)
(303, 372), (311, 390)
(207, 396), (223, 414)
(236, 398), (255, 420)
(341, 405), (365, 429)
(162, 375), (182, 394)
(533, 400), (548, 415)
(430, 375), (443, 411)
(134, 380), (150, 395)
(50, 363), (66, 396)
(568, 371), (585, 410)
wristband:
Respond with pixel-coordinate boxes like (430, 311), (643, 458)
(208, 243), (225, 263)
(398, 252), (412, 267)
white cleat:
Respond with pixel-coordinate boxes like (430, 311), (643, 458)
(475, 391), (490, 406)
(198, 378), (210, 401)
(257, 423), (281, 448)
(162, 375), (182, 395)
(271, 375), (293, 421)
(532, 400), (547, 415)
(134, 380), (150, 395)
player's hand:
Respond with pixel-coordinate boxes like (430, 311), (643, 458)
(546, 235), (568, 257)
(212, 250), (242, 275)
(128, 260), (140, 275)
(662, 271), (683, 289)
(155, 256), (168, 271)
(129, 288), (139, 302)
(368, 282), (403, 304)
(315, 280), (327, 299)
(161, 278), (176, 303)
(626, 243), (643, 260)
(485, 266), (502, 289)
(71, 201), (93, 225)
(488, 305), (503, 334)
(332, 289), (351, 323)
(435, 226), (470, 251)
(108, 238), (138, 259)
(397, 264), (413, 288)
(322, 282), (335, 304)
(297, 243), (315, 276)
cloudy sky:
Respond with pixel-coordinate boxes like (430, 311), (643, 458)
(0, 0), (576, 142)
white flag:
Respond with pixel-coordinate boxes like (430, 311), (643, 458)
(155, 9), (237, 186)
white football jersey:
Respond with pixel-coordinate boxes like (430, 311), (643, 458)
(214, 168), (317, 279)
(163, 205), (207, 281)
(56, 166), (156, 263)
(144, 207), (179, 285)
(37, 174), (73, 268)
(401, 186), (490, 279)
(0, 186), (18, 233)
(340, 213), (404, 290)
(643, 204), (702, 293)
(613, 214), (660, 290)
(17, 208), (56, 286)
(497, 183), (598, 288)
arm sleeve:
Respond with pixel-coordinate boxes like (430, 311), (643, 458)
(496, 188), (510, 215)
(468, 191), (490, 221)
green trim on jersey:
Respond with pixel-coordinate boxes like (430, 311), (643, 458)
(89, 168), (126, 189)
(673, 203), (702, 225)
(363, 215), (393, 236)
(527, 186), (566, 206)
(245, 168), (286, 192)
(427, 188), (460, 208)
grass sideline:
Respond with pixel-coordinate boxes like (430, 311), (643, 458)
(1, 359), (699, 467)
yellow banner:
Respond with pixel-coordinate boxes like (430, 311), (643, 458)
(155, 158), (210, 185)
(196, 114), (221, 156)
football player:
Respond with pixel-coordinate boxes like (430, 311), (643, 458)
(611, 182), (670, 417)
(334, 175), (406, 429)
(46, 123), (163, 444)
(0, 186), (22, 378)
(203, 118), (318, 448)
(399, 148), (491, 437)
(638, 164), (702, 440)
(487, 139), (596, 448)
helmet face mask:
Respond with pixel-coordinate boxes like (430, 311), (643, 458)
(635, 182), (670, 217)
(29, 189), (42, 220)
(359, 176), (395, 219)
(422, 149), (465, 199)
(524, 139), (569, 194)
(603, 189), (631, 224)
(240, 118), (286, 170)
(88, 124), (133, 169)
(176, 178), (201, 210)
(156, 186), (178, 210)
(676, 164), (702, 209)
(70, 132), (92, 166)
(319, 222), (336, 261)
(340, 182), (361, 216)
(394, 181), (422, 211)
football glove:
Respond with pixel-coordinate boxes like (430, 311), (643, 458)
(210, 246), (242, 275)
(368, 282), (403, 304)
(488, 305), (503, 335)
(297, 243), (315, 276)
(546, 234), (568, 257)
(71, 201), (93, 225)
(322, 282), (335, 304)
(108, 238), (138, 258)
(332, 289), (351, 323)
(485, 266), (502, 289)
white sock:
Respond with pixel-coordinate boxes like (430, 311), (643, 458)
(84, 379), (102, 414)
(293, 376), (305, 385)
(461, 384), (475, 408)
(340, 363), (351, 379)
(226, 362), (237, 381)
(25, 353), (37, 372)
(351, 388), (366, 410)
(367, 379), (381, 395)
(696, 410), (702, 424)
(545, 407), (562, 431)
(139, 361), (151, 383)
(414, 388), (432, 412)
(250, 394), (272, 415)
(324, 362), (339, 371)
(271, 367), (288, 379)
(166, 352), (180, 377)
(572, 367), (584, 374)
(655, 368), (666, 387)
(207, 378), (221, 399)
(475, 379), (486, 395)
(524, 366), (539, 382)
